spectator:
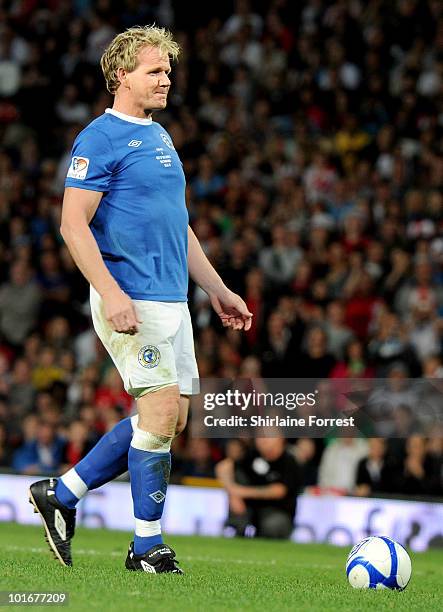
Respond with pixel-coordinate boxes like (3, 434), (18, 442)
(0, 261), (41, 347)
(37, 250), (70, 319)
(31, 345), (65, 391)
(297, 327), (336, 379)
(290, 438), (318, 488)
(8, 357), (35, 416)
(219, 0), (263, 42)
(61, 420), (94, 470)
(259, 225), (302, 288)
(181, 438), (216, 478)
(0, 421), (11, 467)
(216, 437), (301, 539)
(55, 83), (90, 125)
(12, 419), (65, 475)
(368, 312), (420, 377)
(427, 435), (443, 496)
(395, 259), (443, 319)
(343, 269), (382, 340)
(330, 338), (374, 378)
(259, 312), (294, 377)
(354, 438), (396, 497)
(303, 152), (337, 204)
(243, 268), (265, 348)
(382, 248), (411, 302)
(318, 438), (368, 494)
(191, 156), (225, 199)
(323, 301), (354, 360)
(407, 292), (442, 361)
(397, 435), (440, 496)
(94, 368), (133, 416)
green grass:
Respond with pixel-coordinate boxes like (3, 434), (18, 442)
(0, 524), (442, 611)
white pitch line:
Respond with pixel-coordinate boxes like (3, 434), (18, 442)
(12, 544), (409, 572)
(5, 545), (276, 567)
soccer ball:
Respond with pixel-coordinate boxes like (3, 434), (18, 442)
(346, 536), (412, 590)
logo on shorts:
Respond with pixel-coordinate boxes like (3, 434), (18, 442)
(138, 345), (161, 368)
(67, 156), (90, 180)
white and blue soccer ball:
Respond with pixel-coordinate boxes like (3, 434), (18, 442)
(346, 536), (412, 590)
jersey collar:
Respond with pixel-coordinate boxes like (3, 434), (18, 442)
(105, 108), (153, 125)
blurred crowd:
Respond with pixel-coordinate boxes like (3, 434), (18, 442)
(0, 0), (442, 498)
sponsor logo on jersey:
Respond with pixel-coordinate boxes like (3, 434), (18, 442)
(67, 156), (90, 180)
(128, 140), (142, 147)
(138, 345), (161, 368)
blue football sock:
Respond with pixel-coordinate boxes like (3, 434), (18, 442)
(54, 478), (79, 509)
(55, 416), (134, 509)
(129, 429), (171, 555)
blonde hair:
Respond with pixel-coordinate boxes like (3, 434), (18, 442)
(100, 25), (180, 94)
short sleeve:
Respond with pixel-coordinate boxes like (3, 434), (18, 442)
(65, 127), (114, 192)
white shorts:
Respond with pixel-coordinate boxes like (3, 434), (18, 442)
(90, 286), (199, 398)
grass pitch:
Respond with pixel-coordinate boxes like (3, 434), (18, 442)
(1, 523), (442, 611)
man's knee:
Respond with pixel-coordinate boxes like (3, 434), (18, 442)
(258, 510), (293, 539)
(137, 385), (180, 436)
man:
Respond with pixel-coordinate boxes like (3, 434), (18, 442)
(29, 25), (252, 574)
(216, 437), (301, 539)
(354, 438), (395, 497)
(0, 260), (41, 347)
(318, 437), (368, 493)
(13, 420), (65, 475)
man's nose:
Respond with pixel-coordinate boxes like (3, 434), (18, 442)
(159, 72), (170, 87)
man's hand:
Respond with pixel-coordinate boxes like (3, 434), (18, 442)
(209, 288), (253, 331)
(102, 286), (142, 334)
(229, 493), (247, 514)
(187, 226), (253, 331)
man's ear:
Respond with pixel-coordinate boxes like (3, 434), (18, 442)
(116, 67), (130, 89)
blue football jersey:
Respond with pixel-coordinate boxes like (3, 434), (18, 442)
(65, 108), (189, 301)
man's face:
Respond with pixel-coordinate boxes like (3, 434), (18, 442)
(124, 45), (171, 113)
(255, 437), (285, 461)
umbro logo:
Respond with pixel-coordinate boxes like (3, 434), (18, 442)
(149, 490), (166, 503)
(140, 560), (156, 573)
(54, 509), (66, 541)
(128, 140), (142, 147)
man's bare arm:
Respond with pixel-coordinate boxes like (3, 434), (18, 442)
(230, 483), (288, 500)
(188, 226), (252, 331)
(215, 458), (235, 487)
(216, 459), (287, 500)
(60, 187), (141, 333)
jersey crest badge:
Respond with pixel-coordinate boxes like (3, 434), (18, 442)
(160, 133), (175, 149)
(67, 156), (90, 180)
